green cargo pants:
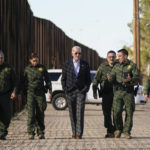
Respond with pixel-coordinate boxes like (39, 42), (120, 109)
(27, 91), (47, 135)
(113, 90), (135, 134)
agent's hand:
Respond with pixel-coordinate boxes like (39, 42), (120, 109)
(93, 93), (97, 99)
(47, 93), (52, 99)
(123, 74), (131, 83)
(144, 95), (149, 102)
(107, 74), (112, 82)
(10, 92), (16, 100)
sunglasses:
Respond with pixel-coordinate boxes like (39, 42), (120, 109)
(108, 56), (115, 59)
(75, 52), (81, 55)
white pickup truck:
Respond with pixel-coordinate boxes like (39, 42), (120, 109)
(46, 69), (146, 110)
(46, 69), (102, 110)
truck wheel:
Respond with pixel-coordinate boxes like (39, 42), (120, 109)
(52, 93), (67, 110)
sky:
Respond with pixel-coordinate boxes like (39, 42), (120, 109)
(28, 0), (133, 58)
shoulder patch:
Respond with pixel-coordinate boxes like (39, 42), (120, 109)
(38, 67), (43, 71)
(127, 65), (131, 70)
(4, 67), (9, 72)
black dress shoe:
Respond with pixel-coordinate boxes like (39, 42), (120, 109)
(72, 135), (76, 139)
(76, 135), (82, 139)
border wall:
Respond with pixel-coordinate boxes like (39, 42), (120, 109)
(0, 0), (105, 114)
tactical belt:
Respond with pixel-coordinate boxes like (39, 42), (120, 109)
(116, 86), (134, 93)
(116, 86), (127, 91)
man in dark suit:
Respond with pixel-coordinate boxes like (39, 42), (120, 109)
(61, 46), (91, 139)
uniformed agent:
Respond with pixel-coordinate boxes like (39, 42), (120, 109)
(107, 49), (140, 139)
(0, 50), (18, 140)
(93, 50), (116, 138)
(144, 75), (150, 102)
(23, 52), (52, 140)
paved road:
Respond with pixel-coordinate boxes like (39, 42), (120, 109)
(1, 102), (150, 150)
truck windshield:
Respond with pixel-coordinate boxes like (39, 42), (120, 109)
(48, 73), (61, 81)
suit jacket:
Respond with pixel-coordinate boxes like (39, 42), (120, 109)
(61, 59), (91, 94)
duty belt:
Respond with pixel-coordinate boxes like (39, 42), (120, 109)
(116, 86), (127, 91)
(116, 85), (134, 93)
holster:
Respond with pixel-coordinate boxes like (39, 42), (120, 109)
(97, 87), (103, 98)
(134, 85), (139, 96)
(35, 87), (47, 95)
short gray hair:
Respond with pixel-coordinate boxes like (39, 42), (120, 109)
(72, 46), (82, 52)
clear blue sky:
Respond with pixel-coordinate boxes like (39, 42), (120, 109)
(28, 0), (133, 58)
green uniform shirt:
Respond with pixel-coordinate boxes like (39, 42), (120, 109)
(93, 61), (116, 93)
(0, 63), (18, 94)
(110, 60), (140, 87)
(144, 75), (150, 95)
(23, 64), (52, 94)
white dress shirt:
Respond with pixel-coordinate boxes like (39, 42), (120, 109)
(73, 59), (80, 77)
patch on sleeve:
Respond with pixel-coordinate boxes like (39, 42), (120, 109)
(127, 65), (131, 70)
(38, 67), (43, 71)
(4, 67), (9, 72)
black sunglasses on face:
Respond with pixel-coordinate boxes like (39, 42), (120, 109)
(75, 52), (81, 55)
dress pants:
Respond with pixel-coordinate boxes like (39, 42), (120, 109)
(66, 89), (86, 136)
